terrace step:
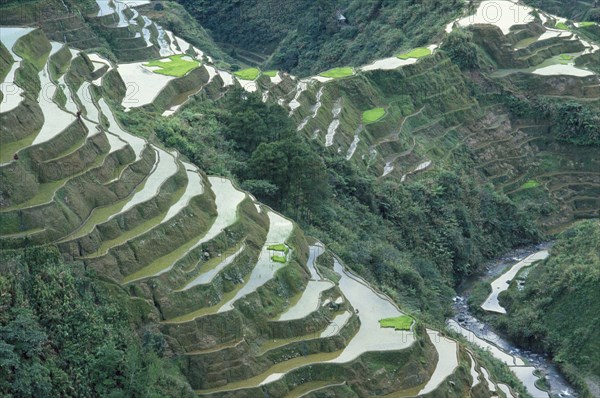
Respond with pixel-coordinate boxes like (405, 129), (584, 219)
(80, 159), (186, 258)
(0, 150), (150, 247)
(0, 27), (34, 113)
(191, 255), (417, 395)
(285, 381), (347, 398)
(275, 244), (334, 322)
(120, 177), (246, 284)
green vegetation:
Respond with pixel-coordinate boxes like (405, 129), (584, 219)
(233, 67), (260, 80)
(0, 246), (194, 397)
(441, 29), (479, 70)
(556, 22), (569, 30)
(496, 221), (600, 395)
(379, 315), (413, 331)
(319, 67), (354, 78)
(397, 47), (431, 60)
(123, 87), (541, 322)
(577, 22), (596, 27)
(263, 70), (278, 77)
(271, 254), (287, 263)
(144, 54), (200, 77)
(179, 0), (463, 75)
(12, 29), (51, 71)
(362, 107), (386, 124)
(501, 96), (600, 146)
(267, 243), (289, 254)
(520, 180), (540, 189)
(559, 54), (574, 60)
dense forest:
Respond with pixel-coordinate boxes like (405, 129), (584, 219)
(497, 221), (600, 393)
(1, 0), (598, 395)
(0, 247), (194, 397)
(120, 87), (540, 321)
(177, 0), (465, 75)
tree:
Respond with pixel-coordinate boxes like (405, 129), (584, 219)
(442, 29), (479, 70)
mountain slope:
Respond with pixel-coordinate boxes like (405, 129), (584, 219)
(178, 0), (464, 75)
(498, 220), (600, 395)
(1, 0), (598, 396)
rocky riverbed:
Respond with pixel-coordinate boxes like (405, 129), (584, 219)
(452, 243), (578, 398)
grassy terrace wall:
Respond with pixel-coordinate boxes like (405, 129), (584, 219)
(0, 99), (44, 144)
(0, 119), (96, 207)
(287, 53), (475, 173)
(0, 42), (11, 83)
(148, 65), (210, 112)
(199, 325), (436, 398)
(500, 73), (600, 98)
(59, 164), (190, 256)
(48, 44), (72, 78)
(13, 28), (51, 71)
(84, 179), (217, 282)
(148, 198), (269, 319)
(0, 144), (152, 246)
(101, 68), (127, 103)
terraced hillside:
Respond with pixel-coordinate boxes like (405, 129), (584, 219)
(1, 0), (598, 396)
(0, 9), (510, 397)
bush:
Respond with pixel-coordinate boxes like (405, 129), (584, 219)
(442, 29), (479, 70)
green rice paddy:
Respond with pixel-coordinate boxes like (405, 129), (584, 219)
(521, 180), (541, 189)
(263, 70), (278, 77)
(379, 315), (413, 331)
(397, 47), (431, 60)
(144, 54), (200, 77)
(319, 67), (354, 78)
(233, 67), (261, 80)
(267, 243), (289, 254)
(555, 22), (569, 30)
(272, 254), (287, 263)
(362, 107), (386, 124)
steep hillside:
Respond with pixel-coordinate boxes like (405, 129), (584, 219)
(497, 220), (600, 395)
(178, 0), (464, 75)
(1, 0), (598, 396)
(0, 14), (509, 397)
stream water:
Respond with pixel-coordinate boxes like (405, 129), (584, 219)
(452, 243), (577, 398)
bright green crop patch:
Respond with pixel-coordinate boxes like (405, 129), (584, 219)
(267, 243), (289, 254)
(144, 54), (200, 77)
(521, 180), (540, 189)
(578, 22), (596, 27)
(397, 47), (431, 60)
(379, 315), (413, 331)
(319, 67), (354, 78)
(555, 22), (569, 30)
(263, 70), (278, 77)
(234, 67), (261, 80)
(272, 254), (287, 263)
(559, 54), (574, 61)
(363, 107), (386, 124)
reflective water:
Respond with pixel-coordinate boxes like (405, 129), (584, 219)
(418, 329), (458, 395)
(123, 177), (246, 282)
(98, 98), (146, 158)
(117, 62), (174, 110)
(0, 27), (33, 112)
(32, 43), (77, 146)
(118, 147), (178, 214)
(182, 243), (246, 289)
(457, 0), (535, 35)
(277, 244), (333, 321)
(481, 250), (549, 314)
(161, 161), (204, 223)
(218, 211), (294, 312)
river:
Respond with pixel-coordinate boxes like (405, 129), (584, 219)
(451, 243), (578, 398)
